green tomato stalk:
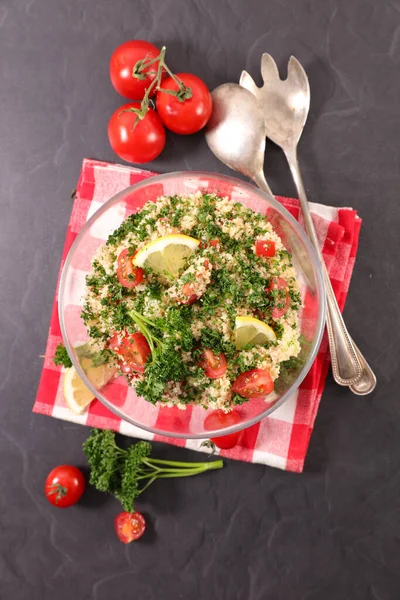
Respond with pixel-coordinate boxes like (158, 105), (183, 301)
(124, 46), (193, 125)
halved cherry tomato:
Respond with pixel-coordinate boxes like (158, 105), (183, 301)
(255, 239), (276, 258)
(200, 349), (227, 379)
(45, 465), (86, 508)
(156, 73), (212, 134)
(110, 40), (162, 99)
(179, 283), (198, 305)
(117, 249), (144, 288)
(204, 409), (242, 449)
(265, 277), (290, 318)
(108, 103), (166, 164)
(114, 511), (146, 543)
(232, 368), (274, 398)
(108, 332), (151, 374)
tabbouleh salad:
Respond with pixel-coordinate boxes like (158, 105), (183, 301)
(82, 191), (302, 410)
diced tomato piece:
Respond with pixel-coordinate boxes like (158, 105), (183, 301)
(179, 283), (198, 305)
(117, 249), (144, 289)
(232, 368), (274, 398)
(108, 331), (150, 374)
(255, 239), (276, 258)
(199, 349), (227, 379)
(265, 277), (290, 318)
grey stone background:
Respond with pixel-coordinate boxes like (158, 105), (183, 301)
(1, 0), (399, 598)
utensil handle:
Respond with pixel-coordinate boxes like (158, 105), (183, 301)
(284, 148), (365, 386)
(349, 341), (377, 395)
(253, 171), (276, 202)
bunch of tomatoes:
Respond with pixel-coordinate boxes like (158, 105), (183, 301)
(108, 40), (213, 164)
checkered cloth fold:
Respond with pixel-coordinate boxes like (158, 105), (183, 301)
(33, 159), (361, 472)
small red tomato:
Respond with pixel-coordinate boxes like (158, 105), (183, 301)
(115, 511), (146, 543)
(45, 465), (86, 508)
(204, 409), (242, 450)
(179, 282), (198, 305)
(116, 248), (144, 288)
(108, 331), (151, 374)
(110, 40), (162, 99)
(255, 239), (276, 258)
(232, 368), (274, 399)
(200, 349), (227, 379)
(156, 73), (212, 134)
(265, 277), (290, 318)
(108, 103), (166, 164)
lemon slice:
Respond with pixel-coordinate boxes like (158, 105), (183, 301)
(234, 316), (276, 350)
(63, 360), (116, 414)
(133, 234), (200, 278)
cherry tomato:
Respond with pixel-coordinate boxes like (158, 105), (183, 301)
(265, 277), (290, 318)
(116, 249), (144, 288)
(108, 103), (166, 164)
(114, 511), (146, 543)
(110, 40), (162, 99)
(108, 332), (151, 374)
(232, 368), (274, 398)
(204, 409), (242, 449)
(200, 349), (227, 379)
(156, 73), (212, 134)
(255, 239), (276, 258)
(179, 283), (198, 305)
(45, 465), (86, 508)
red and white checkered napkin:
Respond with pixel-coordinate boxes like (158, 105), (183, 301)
(33, 159), (362, 473)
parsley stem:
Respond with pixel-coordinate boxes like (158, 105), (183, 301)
(146, 458), (223, 470)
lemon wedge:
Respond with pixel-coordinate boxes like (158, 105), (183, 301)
(234, 316), (276, 350)
(63, 358), (116, 415)
(133, 234), (200, 278)
(63, 366), (95, 414)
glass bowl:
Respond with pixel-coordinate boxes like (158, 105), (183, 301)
(59, 171), (325, 439)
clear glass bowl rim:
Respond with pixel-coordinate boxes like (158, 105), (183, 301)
(59, 170), (326, 439)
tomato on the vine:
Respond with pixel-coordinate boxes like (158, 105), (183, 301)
(204, 409), (242, 450)
(115, 511), (146, 543)
(110, 40), (162, 99)
(108, 103), (166, 164)
(156, 73), (212, 134)
(45, 465), (86, 508)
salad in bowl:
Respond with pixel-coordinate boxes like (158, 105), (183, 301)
(82, 190), (302, 410)
(59, 172), (325, 438)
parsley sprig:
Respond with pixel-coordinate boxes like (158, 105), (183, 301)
(83, 429), (223, 511)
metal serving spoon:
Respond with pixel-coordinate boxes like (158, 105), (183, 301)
(205, 81), (376, 394)
(204, 83), (276, 198)
(240, 54), (376, 395)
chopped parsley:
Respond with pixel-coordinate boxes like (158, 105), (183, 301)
(53, 343), (72, 368)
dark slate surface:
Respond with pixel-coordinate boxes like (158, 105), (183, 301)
(1, 0), (399, 598)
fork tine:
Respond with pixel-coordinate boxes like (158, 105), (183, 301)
(287, 56), (310, 92)
(239, 70), (259, 95)
(260, 53), (280, 83)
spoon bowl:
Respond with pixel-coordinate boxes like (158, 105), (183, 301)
(205, 83), (274, 197)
